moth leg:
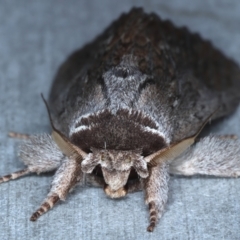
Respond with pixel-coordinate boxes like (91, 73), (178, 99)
(0, 168), (30, 184)
(0, 134), (64, 184)
(30, 194), (60, 221)
(143, 162), (169, 232)
(8, 131), (30, 139)
(169, 136), (240, 177)
(30, 156), (83, 221)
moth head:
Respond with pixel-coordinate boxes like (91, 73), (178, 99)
(81, 148), (148, 198)
(42, 94), (216, 198)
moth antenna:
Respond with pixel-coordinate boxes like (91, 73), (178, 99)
(41, 93), (57, 132)
(41, 94), (87, 159)
(146, 108), (219, 166)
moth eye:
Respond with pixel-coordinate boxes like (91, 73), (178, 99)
(126, 157), (131, 163)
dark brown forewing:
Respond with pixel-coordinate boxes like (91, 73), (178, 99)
(49, 8), (240, 142)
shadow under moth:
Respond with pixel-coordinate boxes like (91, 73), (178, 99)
(1, 8), (240, 232)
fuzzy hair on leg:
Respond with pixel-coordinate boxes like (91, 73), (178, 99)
(19, 133), (64, 173)
(169, 135), (240, 177)
(143, 162), (169, 232)
(0, 134), (64, 184)
(30, 155), (83, 221)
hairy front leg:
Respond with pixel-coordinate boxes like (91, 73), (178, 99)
(0, 133), (84, 220)
(30, 156), (83, 221)
(143, 162), (169, 232)
(169, 136), (240, 177)
(0, 134), (64, 183)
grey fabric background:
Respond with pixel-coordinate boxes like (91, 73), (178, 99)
(0, 1), (240, 239)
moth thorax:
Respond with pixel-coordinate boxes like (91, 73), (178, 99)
(81, 148), (149, 197)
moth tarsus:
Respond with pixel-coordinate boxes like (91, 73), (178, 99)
(0, 168), (30, 184)
(1, 7), (240, 232)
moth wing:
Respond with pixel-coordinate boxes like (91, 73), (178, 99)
(47, 8), (240, 142)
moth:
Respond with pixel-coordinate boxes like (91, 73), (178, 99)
(1, 7), (240, 232)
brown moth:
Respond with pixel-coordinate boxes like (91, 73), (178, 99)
(1, 8), (240, 232)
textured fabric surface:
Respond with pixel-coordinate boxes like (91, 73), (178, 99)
(0, 1), (240, 239)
